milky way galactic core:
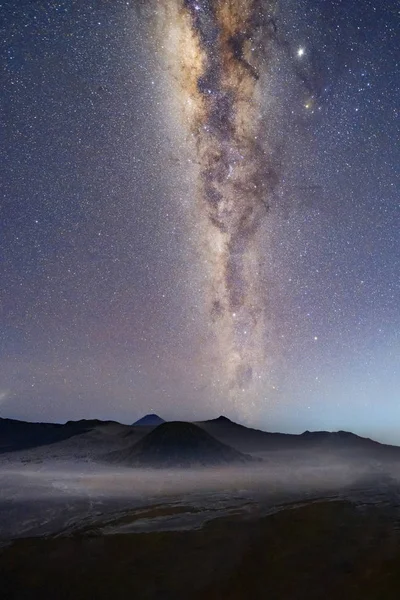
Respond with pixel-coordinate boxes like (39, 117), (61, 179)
(156, 0), (280, 408)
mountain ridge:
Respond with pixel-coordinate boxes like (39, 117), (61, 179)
(1, 414), (399, 459)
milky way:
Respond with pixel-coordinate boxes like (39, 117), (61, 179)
(157, 0), (280, 405)
(2, 0), (399, 438)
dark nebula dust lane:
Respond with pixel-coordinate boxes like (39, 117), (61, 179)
(1, 0), (398, 437)
(158, 1), (280, 404)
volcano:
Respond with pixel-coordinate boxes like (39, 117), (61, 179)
(106, 421), (253, 467)
(132, 414), (165, 427)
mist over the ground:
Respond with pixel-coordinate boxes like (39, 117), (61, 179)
(0, 457), (380, 500)
(1, 450), (400, 540)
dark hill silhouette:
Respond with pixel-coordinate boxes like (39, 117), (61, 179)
(2, 414), (400, 463)
(0, 417), (124, 454)
(197, 416), (400, 460)
(106, 421), (253, 467)
(132, 414), (165, 427)
(196, 416), (297, 453)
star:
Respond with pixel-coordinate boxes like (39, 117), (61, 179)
(0, 0), (398, 443)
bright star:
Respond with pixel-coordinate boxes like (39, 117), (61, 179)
(297, 47), (305, 57)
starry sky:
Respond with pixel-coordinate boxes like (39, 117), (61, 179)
(1, 0), (399, 443)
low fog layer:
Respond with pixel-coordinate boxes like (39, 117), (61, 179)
(0, 457), (394, 500)
(1, 454), (400, 540)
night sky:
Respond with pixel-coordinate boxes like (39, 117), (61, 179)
(1, 0), (399, 444)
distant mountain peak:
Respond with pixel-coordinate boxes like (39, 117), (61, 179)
(213, 415), (233, 423)
(133, 414), (165, 427)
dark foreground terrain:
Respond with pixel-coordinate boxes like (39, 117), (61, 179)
(2, 498), (400, 600)
(2, 416), (400, 598)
